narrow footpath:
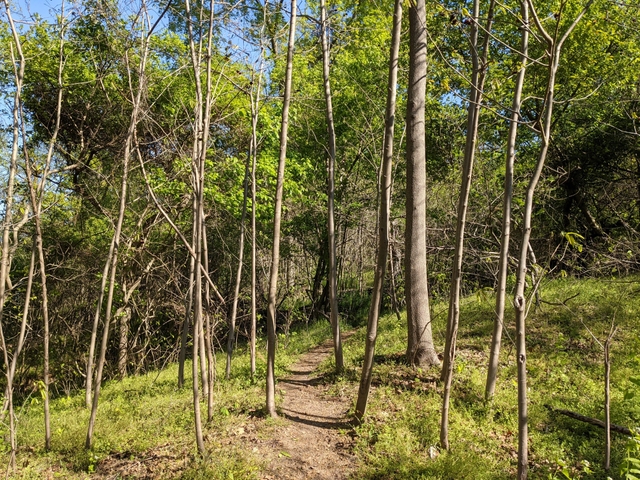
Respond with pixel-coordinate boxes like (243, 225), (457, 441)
(250, 336), (357, 479)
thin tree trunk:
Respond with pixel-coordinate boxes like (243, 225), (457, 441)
(485, 0), (529, 401)
(86, 11), (152, 445)
(1, 4), (28, 464)
(440, 0), (494, 449)
(266, 0), (296, 417)
(0, 248), (35, 421)
(86, 242), (115, 407)
(320, 0), (343, 372)
(183, 0), (216, 453)
(179, 248), (195, 388)
(19, 6), (66, 450)
(388, 240), (401, 322)
(226, 158), (249, 379)
(405, 0), (439, 368)
(604, 338), (611, 471)
(249, 50), (264, 376)
(250, 87), (259, 378)
(202, 223), (215, 421)
(118, 306), (130, 377)
(513, 2), (594, 475)
(249, 4), (268, 378)
(199, 310), (208, 397)
(354, 0), (402, 421)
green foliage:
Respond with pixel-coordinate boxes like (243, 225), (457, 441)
(621, 432), (640, 480)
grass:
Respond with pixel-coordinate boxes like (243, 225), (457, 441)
(321, 275), (640, 479)
(3, 276), (639, 479)
(2, 319), (333, 479)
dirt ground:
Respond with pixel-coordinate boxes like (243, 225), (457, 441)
(247, 336), (357, 479)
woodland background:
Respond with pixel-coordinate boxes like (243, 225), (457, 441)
(1, 0), (640, 476)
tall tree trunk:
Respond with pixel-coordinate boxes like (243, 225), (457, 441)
(249, 51), (264, 376)
(86, 49), (142, 447)
(354, 0), (402, 421)
(19, 6), (65, 450)
(404, 0), (439, 368)
(250, 85), (259, 378)
(513, 2), (593, 475)
(485, 0), (529, 401)
(86, 3), (156, 444)
(183, 0), (217, 453)
(440, 0), (494, 449)
(320, 0), (344, 372)
(266, 0), (297, 417)
(0, 6), (26, 462)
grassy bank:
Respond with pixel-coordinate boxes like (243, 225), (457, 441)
(321, 276), (640, 479)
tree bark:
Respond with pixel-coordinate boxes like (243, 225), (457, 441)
(440, 0), (494, 449)
(266, 0), (297, 417)
(513, 1), (594, 474)
(0, 6), (26, 462)
(485, 0), (529, 401)
(226, 156), (249, 379)
(354, 0), (402, 421)
(86, 47), (144, 448)
(404, 0), (439, 368)
(320, 0), (344, 372)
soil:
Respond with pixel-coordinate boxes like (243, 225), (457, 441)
(246, 334), (357, 479)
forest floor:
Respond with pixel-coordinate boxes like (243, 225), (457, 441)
(6, 277), (640, 479)
(90, 332), (359, 480)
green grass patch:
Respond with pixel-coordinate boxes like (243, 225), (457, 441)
(2, 318), (333, 479)
(327, 276), (640, 479)
(3, 276), (639, 479)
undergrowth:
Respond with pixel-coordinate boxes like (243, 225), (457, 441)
(2, 319), (332, 479)
(321, 276), (640, 479)
(3, 276), (639, 479)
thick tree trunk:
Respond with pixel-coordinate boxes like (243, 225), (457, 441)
(485, 0), (529, 401)
(320, 0), (344, 372)
(405, 0), (439, 368)
(354, 0), (402, 421)
(266, 0), (296, 417)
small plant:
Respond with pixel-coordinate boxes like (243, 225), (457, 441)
(548, 459), (593, 479)
(621, 431), (640, 480)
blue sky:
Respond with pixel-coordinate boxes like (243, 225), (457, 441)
(8, 0), (59, 22)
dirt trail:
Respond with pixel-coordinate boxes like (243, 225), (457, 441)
(251, 335), (357, 479)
